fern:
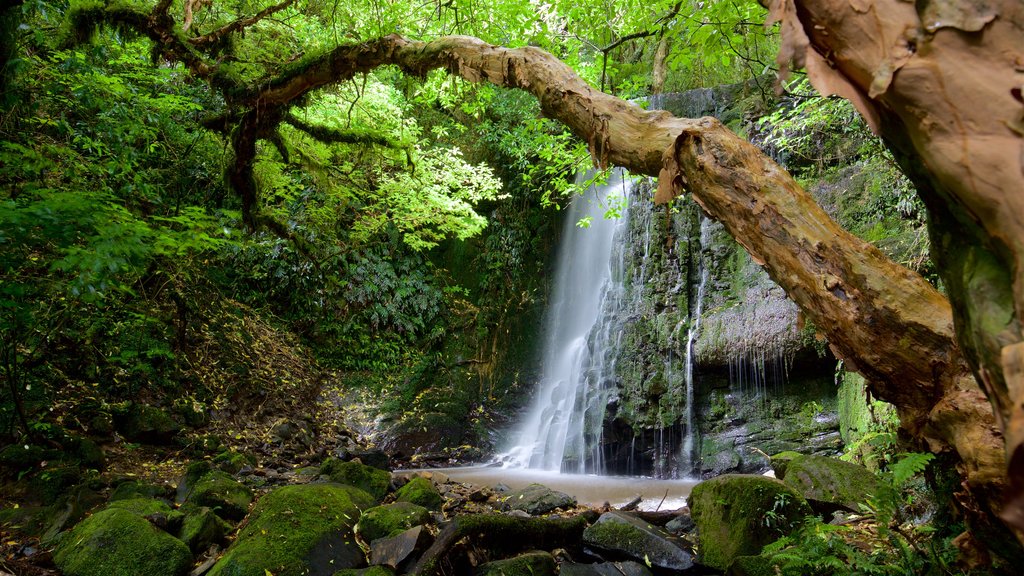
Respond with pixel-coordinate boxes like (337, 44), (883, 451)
(889, 452), (934, 486)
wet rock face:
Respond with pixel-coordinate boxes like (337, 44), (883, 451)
(582, 511), (694, 571)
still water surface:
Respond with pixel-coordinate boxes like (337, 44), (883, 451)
(401, 466), (698, 511)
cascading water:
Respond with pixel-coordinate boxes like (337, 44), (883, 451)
(680, 219), (713, 471)
(500, 170), (632, 473)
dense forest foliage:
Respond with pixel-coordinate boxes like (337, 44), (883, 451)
(2, 0), (1020, 574)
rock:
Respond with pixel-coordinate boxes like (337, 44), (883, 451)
(664, 514), (695, 535)
(176, 461), (212, 503)
(781, 454), (883, 513)
(28, 465), (81, 505)
(63, 435), (105, 470)
(369, 525), (432, 570)
(53, 508), (193, 576)
(208, 483), (375, 576)
(271, 418), (315, 448)
(178, 506), (231, 553)
(356, 502), (432, 543)
(186, 470), (254, 521)
(502, 484), (575, 515)
(110, 480), (172, 502)
(475, 551), (556, 576)
(322, 458), (392, 502)
(689, 474), (811, 571)
(213, 450), (255, 475)
(394, 476), (444, 511)
(768, 451), (803, 479)
(582, 511), (693, 571)
(332, 567), (394, 576)
(41, 485), (106, 543)
(114, 404), (182, 445)
(348, 449), (390, 471)
(106, 497), (183, 531)
(559, 561), (652, 576)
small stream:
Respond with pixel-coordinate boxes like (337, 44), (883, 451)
(398, 466), (697, 511)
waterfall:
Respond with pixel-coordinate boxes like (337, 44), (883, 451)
(680, 218), (713, 472)
(500, 170), (633, 473)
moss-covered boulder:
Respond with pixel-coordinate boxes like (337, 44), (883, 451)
(186, 470), (253, 520)
(207, 483), (375, 576)
(501, 483), (574, 515)
(689, 474), (811, 571)
(781, 454), (882, 513)
(114, 404), (182, 445)
(28, 465), (82, 505)
(356, 502), (431, 542)
(475, 551), (556, 576)
(769, 451), (804, 479)
(394, 477), (443, 511)
(53, 508), (193, 576)
(322, 459), (391, 502)
(178, 506), (231, 553)
(213, 450), (254, 474)
(332, 567), (394, 576)
(109, 480), (171, 502)
(106, 497), (172, 517)
(582, 511), (693, 571)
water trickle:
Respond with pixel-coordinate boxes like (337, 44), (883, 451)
(500, 170), (633, 473)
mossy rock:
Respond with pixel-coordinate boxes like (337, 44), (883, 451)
(106, 497), (172, 517)
(186, 470), (253, 521)
(582, 511), (693, 571)
(63, 435), (105, 470)
(213, 450), (254, 474)
(207, 483), (375, 576)
(475, 551), (556, 576)
(178, 506), (231, 553)
(769, 451), (803, 479)
(110, 480), (171, 502)
(356, 502), (431, 542)
(114, 404), (182, 445)
(781, 454), (883, 512)
(394, 477), (443, 511)
(726, 554), (784, 576)
(28, 465), (83, 505)
(176, 461), (213, 503)
(322, 459), (391, 502)
(689, 474), (811, 571)
(53, 508), (193, 576)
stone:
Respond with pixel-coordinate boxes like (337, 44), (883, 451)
(781, 454), (883, 513)
(768, 451), (804, 480)
(178, 506), (231, 553)
(582, 511), (693, 571)
(332, 567), (394, 576)
(208, 483), (375, 576)
(664, 514), (695, 534)
(502, 483), (575, 515)
(53, 508), (192, 576)
(109, 480), (172, 502)
(185, 470), (253, 521)
(394, 476), (443, 510)
(369, 525), (432, 570)
(271, 418), (314, 447)
(356, 502), (432, 543)
(689, 474), (811, 571)
(475, 551), (556, 576)
(213, 450), (254, 474)
(348, 449), (390, 471)
(114, 404), (182, 445)
(726, 554), (784, 576)
(559, 561), (652, 576)
(322, 458), (392, 502)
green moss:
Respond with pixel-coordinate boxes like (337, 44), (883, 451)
(355, 502), (431, 542)
(769, 451), (803, 479)
(187, 470), (253, 520)
(394, 477), (443, 510)
(106, 497), (172, 517)
(207, 483), (375, 576)
(322, 459), (391, 502)
(213, 450), (254, 474)
(689, 474), (811, 571)
(781, 455), (882, 512)
(332, 567), (394, 576)
(476, 551), (556, 576)
(178, 506), (231, 552)
(109, 480), (169, 502)
(727, 554), (783, 576)
(53, 508), (192, 576)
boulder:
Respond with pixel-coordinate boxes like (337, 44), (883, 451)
(114, 404), (182, 445)
(207, 483), (375, 576)
(348, 449), (390, 471)
(475, 551), (556, 576)
(322, 459), (391, 502)
(394, 476), (443, 511)
(768, 451), (804, 480)
(186, 470), (253, 520)
(213, 450), (255, 474)
(178, 506), (231, 553)
(781, 454), (883, 513)
(559, 561), (652, 576)
(369, 525), (432, 570)
(109, 480), (172, 502)
(582, 511), (693, 571)
(332, 567), (394, 576)
(689, 474), (811, 571)
(502, 484), (575, 515)
(356, 502), (432, 542)
(53, 508), (192, 576)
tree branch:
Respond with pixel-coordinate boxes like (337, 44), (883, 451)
(189, 0), (298, 49)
